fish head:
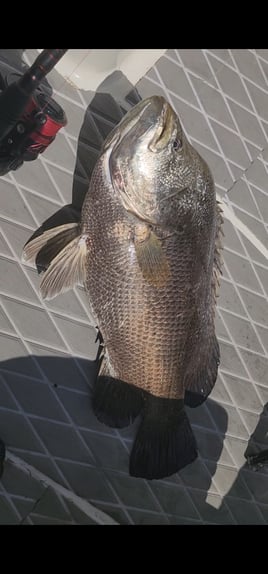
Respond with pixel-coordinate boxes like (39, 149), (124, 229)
(106, 95), (214, 228)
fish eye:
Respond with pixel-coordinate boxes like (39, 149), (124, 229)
(173, 138), (182, 151)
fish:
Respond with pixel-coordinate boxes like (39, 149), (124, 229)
(22, 95), (223, 480)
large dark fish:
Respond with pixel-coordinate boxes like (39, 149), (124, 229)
(23, 96), (223, 480)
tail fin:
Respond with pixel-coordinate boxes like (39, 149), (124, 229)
(22, 223), (88, 300)
(130, 395), (197, 480)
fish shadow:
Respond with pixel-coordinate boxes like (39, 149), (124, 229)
(163, 398), (232, 524)
(0, 353), (229, 519)
(244, 402), (268, 460)
(1, 339), (266, 522)
(182, 401), (268, 524)
(0, 354), (99, 471)
(218, 402), (268, 524)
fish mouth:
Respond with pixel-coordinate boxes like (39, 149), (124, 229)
(107, 96), (172, 156)
(102, 97), (153, 153)
(148, 101), (174, 152)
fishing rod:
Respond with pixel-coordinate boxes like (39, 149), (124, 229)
(0, 49), (68, 175)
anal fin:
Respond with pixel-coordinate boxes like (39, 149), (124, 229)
(92, 375), (144, 428)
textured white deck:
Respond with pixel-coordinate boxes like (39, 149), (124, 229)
(0, 49), (268, 524)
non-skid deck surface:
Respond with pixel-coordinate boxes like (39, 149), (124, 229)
(0, 49), (268, 524)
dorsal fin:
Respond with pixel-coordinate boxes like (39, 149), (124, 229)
(212, 201), (224, 301)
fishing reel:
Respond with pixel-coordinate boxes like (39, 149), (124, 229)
(0, 50), (68, 176)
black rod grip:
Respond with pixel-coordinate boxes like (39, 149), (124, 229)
(20, 49), (68, 93)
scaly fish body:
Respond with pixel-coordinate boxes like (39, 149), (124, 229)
(81, 151), (216, 400)
(23, 96), (223, 480)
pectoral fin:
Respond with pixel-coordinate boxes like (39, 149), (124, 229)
(39, 235), (88, 300)
(134, 225), (170, 287)
(22, 223), (88, 300)
(22, 223), (79, 264)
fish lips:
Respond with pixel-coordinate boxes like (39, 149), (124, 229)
(103, 97), (153, 154)
(107, 96), (172, 158)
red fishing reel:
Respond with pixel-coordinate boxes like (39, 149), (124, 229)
(0, 50), (68, 175)
(13, 87), (67, 161)
(0, 76), (67, 175)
